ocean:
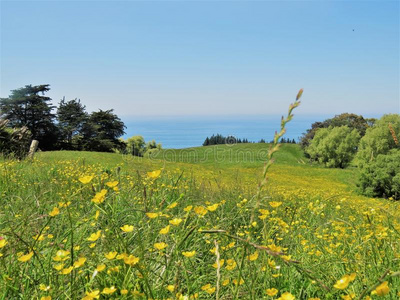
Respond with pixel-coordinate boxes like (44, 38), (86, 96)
(122, 115), (330, 149)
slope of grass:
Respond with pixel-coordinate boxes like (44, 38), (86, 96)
(0, 145), (399, 299)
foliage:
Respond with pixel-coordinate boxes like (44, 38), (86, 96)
(124, 135), (162, 157)
(300, 113), (374, 150)
(355, 114), (400, 167)
(80, 109), (126, 152)
(57, 98), (88, 149)
(358, 149), (400, 200)
(305, 126), (360, 168)
(0, 84), (58, 150)
(0, 119), (32, 159)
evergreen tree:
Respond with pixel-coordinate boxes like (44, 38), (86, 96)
(0, 84), (57, 150)
(57, 98), (88, 149)
(82, 109), (126, 152)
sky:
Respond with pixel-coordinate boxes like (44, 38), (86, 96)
(1, 0), (399, 118)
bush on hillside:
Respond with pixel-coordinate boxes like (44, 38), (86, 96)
(358, 149), (400, 200)
(0, 119), (32, 159)
(355, 114), (400, 167)
(123, 135), (162, 157)
(300, 113), (374, 150)
(305, 125), (360, 168)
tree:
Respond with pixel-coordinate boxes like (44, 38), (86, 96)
(57, 98), (88, 149)
(0, 119), (31, 159)
(0, 84), (57, 150)
(300, 113), (372, 150)
(358, 149), (400, 200)
(82, 109), (126, 152)
(125, 135), (146, 156)
(355, 114), (400, 167)
(305, 126), (360, 168)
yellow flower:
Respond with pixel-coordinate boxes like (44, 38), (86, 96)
(334, 273), (356, 290)
(308, 298), (321, 300)
(53, 263), (64, 271)
(120, 289), (128, 295)
(96, 264), (106, 272)
(182, 251), (196, 258)
(154, 242), (168, 250)
(102, 286), (117, 295)
(87, 230), (101, 242)
(167, 202), (178, 209)
(201, 284), (215, 294)
(269, 201), (282, 208)
(73, 257), (87, 268)
(147, 170), (161, 179)
(52, 250), (70, 262)
(105, 251), (117, 259)
(123, 254), (139, 265)
(18, 251), (33, 262)
(212, 259), (225, 268)
(184, 205), (193, 212)
(89, 243), (96, 248)
(0, 239), (8, 248)
(33, 234), (45, 241)
(167, 285), (175, 292)
(82, 290), (100, 300)
(120, 225), (134, 232)
(248, 251), (259, 261)
(207, 204), (219, 211)
(41, 297), (51, 300)
(169, 218), (183, 226)
(60, 266), (74, 275)
(277, 292), (295, 300)
(105, 181), (118, 188)
(341, 293), (355, 300)
(159, 225), (170, 235)
(49, 207), (60, 217)
(146, 212), (159, 219)
(79, 175), (94, 184)
(39, 284), (50, 291)
(226, 259), (237, 270)
(222, 279), (230, 286)
(91, 189), (107, 204)
(371, 281), (389, 296)
(266, 288), (279, 296)
(194, 206), (208, 216)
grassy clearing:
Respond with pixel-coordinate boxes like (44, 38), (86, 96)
(0, 144), (399, 299)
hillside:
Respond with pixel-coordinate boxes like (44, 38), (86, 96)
(1, 145), (399, 299)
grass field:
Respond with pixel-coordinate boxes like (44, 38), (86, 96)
(1, 144), (399, 299)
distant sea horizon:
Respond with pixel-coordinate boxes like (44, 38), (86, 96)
(122, 114), (380, 149)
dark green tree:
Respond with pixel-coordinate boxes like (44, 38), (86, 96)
(300, 113), (373, 150)
(57, 98), (88, 149)
(82, 109), (126, 152)
(0, 84), (58, 150)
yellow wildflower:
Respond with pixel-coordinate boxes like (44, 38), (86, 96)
(120, 225), (134, 232)
(73, 257), (86, 268)
(266, 288), (278, 296)
(159, 225), (170, 234)
(147, 170), (161, 179)
(182, 251), (196, 258)
(91, 189), (107, 204)
(371, 281), (389, 296)
(87, 230), (101, 242)
(334, 273), (356, 290)
(60, 266), (73, 275)
(102, 286), (117, 295)
(105, 251), (117, 259)
(124, 255), (139, 265)
(105, 181), (118, 188)
(79, 175), (94, 184)
(248, 251), (259, 261)
(18, 251), (33, 262)
(277, 292), (295, 300)
(169, 218), (183, 225)
(82, 290), (100, 300)
(0, 239), (7, 248)
(96, 264), (106, 272)
(269, 201), (282, 208)
(49, 207), (60, 217)
(146, 212), (159, 219)
(207, 204), (219, 211)
(154, 242), (168, 250)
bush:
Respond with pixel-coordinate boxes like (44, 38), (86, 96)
(0, 119), (32, 159)
(305, 125), (360, 168)
(356, 114), (400, 167)
(358, 149), (400, 200)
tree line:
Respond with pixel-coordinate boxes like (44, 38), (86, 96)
(203, 134), (296, 146)
(0, 84), (126, 153)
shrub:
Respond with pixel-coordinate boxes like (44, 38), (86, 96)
(305, 125), (360, 168)
(358, 149), (400, 200)
(355, 114), (400, 167)
(0, 119), (32, 159)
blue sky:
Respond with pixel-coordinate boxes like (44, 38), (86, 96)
(1, 1), (399, 118)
